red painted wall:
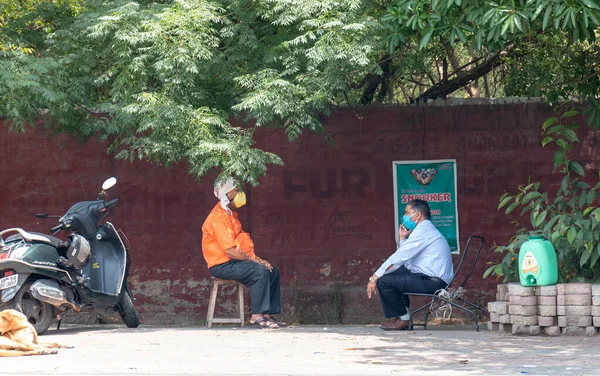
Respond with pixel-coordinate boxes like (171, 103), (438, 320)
(1, 101), (598, 324)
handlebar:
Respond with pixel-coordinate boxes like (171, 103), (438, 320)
(105, 198), (120, 208)
(50, 224), (64, 233)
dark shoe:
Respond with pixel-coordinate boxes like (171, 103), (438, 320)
(380, 317), (409, 331)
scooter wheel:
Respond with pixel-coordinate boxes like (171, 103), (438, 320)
(117, 286), (140, 328)
(10, 280), (53, 335)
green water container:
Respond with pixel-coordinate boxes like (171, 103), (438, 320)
(519, 235), (558, 286)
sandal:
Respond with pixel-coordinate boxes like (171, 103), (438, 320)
(249, 317), (279, 329)
(265, 317), (287, 327)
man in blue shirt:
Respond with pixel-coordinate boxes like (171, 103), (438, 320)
(367, 199), (453, 330)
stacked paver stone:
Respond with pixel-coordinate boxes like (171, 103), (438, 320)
(594, 285), (600, 329)
(508, 283), (540, 335)
(557, 283), (597, 336)
(535, 285), (560, 336)
(487, 284), (511, 333)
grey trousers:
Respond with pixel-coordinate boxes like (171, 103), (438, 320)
(210, 260), (281, 314)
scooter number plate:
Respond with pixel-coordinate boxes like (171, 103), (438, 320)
(0, 274), (18, 290)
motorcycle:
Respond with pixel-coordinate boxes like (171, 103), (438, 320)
(0, 177), (140, 334)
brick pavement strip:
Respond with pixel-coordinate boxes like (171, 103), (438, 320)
(509, 305), (537, 316)
(593, 295), (600, 306)
(593, 306), (600, 316)
(558, 315), (593, 327)
(538, 305), (557, 316)
(509, 295), (537, 306)
(592, 284), (600, 295)
(557, 305), (592, 316)
(508, 283), (535, 296)
(538, 316), (557, 327)
(557, 283), (592, 295)
(537, 296), (557, 305)
(557, 294), (592, 306)
(594, 316), (600, 327)
(536, 285), (557, 296)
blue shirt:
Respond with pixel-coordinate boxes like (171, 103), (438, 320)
(374, 220), (453, 284)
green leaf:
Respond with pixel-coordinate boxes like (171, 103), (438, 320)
(483, 264), (497, 278)
(580, 250), (591, 267)
(554, 149), (565, 166)
(567, 227), (577, 243)
(542, 6), (553, 30)
(587, 190), (596, 204)
(498, 195), (513, 209)
(562, 110), (580, 118)
(563, 128), (579, 142)
(542, 116), (558, 129)
(535, 210), (548, 227)
(505, 201), (519, 214)
(522, 191), (541, 203)
(419, 28), (434, 49)
(583, 206), (596, 216)
(541, 136), (554, 146)
(556, 139), (567, 148)
(591, 251), (599, 268)
(570, 161), (585, 176)
(543, 215), (561, 233)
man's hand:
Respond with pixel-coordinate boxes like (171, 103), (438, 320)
(399, 224), (412, 240)
(367, 281), (377, 299)
(253, 256), (273, 272)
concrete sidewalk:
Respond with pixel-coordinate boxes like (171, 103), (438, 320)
(2, 324), (599, 375)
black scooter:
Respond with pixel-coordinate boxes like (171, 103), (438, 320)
(0, 177), (139, 334)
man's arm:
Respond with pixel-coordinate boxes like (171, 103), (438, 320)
(225, 247), (255, 261)
(372, 226), (432, 278)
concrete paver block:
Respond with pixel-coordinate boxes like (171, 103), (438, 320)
(557, 283), (591, 295)
(538, 316), (557, 327)
(557, 294), (591, 306)
(592, 284), (600, 296)
(537, 296), (556, 306)
(487, 321), (499, 332)
(499, 314), (511, 324)
(558, 315), (592, 327)
(522, 315), (538, 326)
(529, 325), (541, 335)
(557, 305), (592, 316)
(509, 295), (537, 306)
(562, 326), (587, 336)
(510, 315), (523, 325)
(488, 301), (509, 314)
(543, 326), (561, 336)
(539, 305), (557, 316)
(536, 285), (557, 296)
(497, 284), (508, 301)
(592, 306), (600, 316)
(499, 323), (512, 333)
(490, 313), (501, 322)
(593, 317), (600, 327)
(508, 283), (535, 296)
(585, 327), (598, 336)
(592, 296), (600, 306)
(509, 305), (537, 316)
(512, 324), (530, 335)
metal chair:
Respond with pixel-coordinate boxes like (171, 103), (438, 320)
(408, 235), (488, 331)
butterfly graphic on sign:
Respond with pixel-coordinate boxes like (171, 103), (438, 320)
(410, 168), (438, 186)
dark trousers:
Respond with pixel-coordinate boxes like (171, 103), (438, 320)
(210, 260), (281, 315)
(376, 266), (447, 318)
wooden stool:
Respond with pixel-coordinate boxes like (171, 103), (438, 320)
(206, 278), (245, 328)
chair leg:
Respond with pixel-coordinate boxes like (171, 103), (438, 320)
(443, 299), (479, 332)
(408, 301), (434, 330)
(237, 282), (244, 327)
(206, 280), (219, 328)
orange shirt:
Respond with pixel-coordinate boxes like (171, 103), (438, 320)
(201, 203), (256, 268)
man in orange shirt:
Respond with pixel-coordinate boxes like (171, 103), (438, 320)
(202, 177), (282, 329)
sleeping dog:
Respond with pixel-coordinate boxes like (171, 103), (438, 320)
(0, 309), (69, 357)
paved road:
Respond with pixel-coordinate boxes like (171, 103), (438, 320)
(2, 324), (599, 375)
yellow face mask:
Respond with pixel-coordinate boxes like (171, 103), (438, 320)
(232, 192), (246, 208)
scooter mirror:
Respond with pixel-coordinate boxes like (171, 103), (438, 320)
(102, 177), (117, 191)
